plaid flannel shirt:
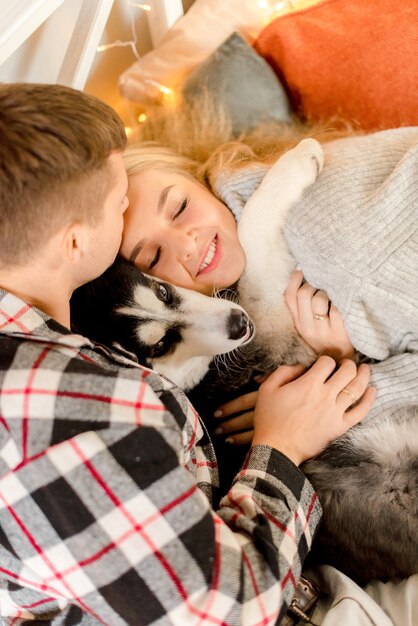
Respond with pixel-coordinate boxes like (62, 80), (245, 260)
(0, 289), (321, 625)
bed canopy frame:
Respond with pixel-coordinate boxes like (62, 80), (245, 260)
(0, 0), (185, 89)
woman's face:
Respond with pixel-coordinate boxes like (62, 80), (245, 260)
(120, 169), (246, 294)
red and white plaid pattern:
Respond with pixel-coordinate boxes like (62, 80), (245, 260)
(0, 289), (321, 625)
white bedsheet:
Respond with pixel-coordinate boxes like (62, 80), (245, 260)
(305, 566), (418, 626)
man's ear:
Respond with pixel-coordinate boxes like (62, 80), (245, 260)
(62, 222), (85, 263)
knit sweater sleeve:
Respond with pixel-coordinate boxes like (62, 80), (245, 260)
(284, 127), (418, 418)
(212, 163), (268, 220)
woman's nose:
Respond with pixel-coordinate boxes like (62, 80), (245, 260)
(175, 229), (198, 259)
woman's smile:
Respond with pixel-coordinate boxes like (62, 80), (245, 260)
(198, 235), (220, 275)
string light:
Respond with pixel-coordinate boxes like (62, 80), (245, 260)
(137, 113), (147, 123)
(97, 40), (138, 58)
(143, 77), (172, 96)
(96, 0), (172, 95)
(129, 2), (151, 9)
(96, 0), (144, 61)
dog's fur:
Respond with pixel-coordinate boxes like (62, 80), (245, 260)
(71, 139), (418, 585)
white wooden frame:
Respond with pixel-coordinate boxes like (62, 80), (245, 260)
(0, 0), (187, 89)
(58, 0), (115, 89)
(0, 0), (65, 66)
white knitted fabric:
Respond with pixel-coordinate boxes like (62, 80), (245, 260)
(213, 127), (418, 418)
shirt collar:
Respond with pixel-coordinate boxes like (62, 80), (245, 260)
(0, 288), (92, 349)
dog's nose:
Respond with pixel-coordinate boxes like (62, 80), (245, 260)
(228, 309), (249, 340)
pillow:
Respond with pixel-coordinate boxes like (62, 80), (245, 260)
(119, 0), (322, 104)
(182, 33), (291, 135)
(255, 0), (418, 130)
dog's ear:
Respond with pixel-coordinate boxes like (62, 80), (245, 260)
(111, 341), (138, 361)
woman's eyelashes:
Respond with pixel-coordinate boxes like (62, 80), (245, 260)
(149, 247), (161, 270)
(147, 198), (188, 269)
(173, 197), (188, 220)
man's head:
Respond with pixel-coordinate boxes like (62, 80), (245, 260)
(0, 83), (127, 271)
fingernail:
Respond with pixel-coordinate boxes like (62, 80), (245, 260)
(214, 409), (222, 418)
(225, 437), (234, 445)
(214, 427), (223, 435)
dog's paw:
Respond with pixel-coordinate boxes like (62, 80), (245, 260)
(292, 138), (324, 180)
(260, 137), (324, 198)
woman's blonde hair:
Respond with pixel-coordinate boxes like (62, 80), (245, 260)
(125, 91), (357, 193)
(123, 143), (201, 181)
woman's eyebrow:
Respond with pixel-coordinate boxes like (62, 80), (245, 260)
(157, 184), (174, 213)
(129, 239), (145, 263)
(129, 185), (174, 263)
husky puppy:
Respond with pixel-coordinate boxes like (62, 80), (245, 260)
(70, 257), (254, 392)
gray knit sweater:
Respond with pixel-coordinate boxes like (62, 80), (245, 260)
(213, 127), (418, 418)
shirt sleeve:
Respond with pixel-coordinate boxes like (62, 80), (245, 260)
(0, 390), (321, 625)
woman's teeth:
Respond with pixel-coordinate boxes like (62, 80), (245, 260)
(199, 238), (217, 272)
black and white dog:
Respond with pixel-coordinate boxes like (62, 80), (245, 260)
(70, 257), (254, 392)
(71, 139), (418, 585)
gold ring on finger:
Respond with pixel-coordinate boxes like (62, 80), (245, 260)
(340, 387), (357, 404)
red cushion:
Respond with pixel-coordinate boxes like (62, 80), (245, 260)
(255, 0), (418, 130)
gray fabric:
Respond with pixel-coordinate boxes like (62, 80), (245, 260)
(213, 127), (418, 420)
(183, 32), (291, 135)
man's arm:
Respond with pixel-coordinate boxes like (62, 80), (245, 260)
(0, 383), (320, 625)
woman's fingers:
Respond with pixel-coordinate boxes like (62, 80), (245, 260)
(311, 289), (330, 318)
(286, 270), (331, 323)
(304, 355), (337, 381)
(343, 386), (376, 428)
(284, 269), (304, 321)
(214, 391), (258, 418)
(215, 411), (254, 435)
(261, 363), (307, 390)
(324, 357), (356, 388)
(225, 430), (254, 446)
(335, 363), (372, 410)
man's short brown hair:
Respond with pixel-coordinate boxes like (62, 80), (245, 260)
(0, 83), (127, 267)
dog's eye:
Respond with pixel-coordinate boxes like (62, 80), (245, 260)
(151, 337), (166, 358)
(157, 283), (170, 302)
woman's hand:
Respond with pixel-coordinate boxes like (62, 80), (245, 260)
(252, 357), (375, 466)
(285, 270), (355, 361)
(214, 391), (258, 446)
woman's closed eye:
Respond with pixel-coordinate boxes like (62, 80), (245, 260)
(173, 197), (188, 220)
(147, 198), (188, 269)
(149, 247), (161, 270)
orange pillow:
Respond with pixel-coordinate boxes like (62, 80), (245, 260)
(255, 0), (418, 130)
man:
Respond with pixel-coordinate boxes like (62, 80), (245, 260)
(0, 83), (372, 624)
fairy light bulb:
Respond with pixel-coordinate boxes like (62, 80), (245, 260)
(129, 2), (151, 9)
(96, 0), (151, 60)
